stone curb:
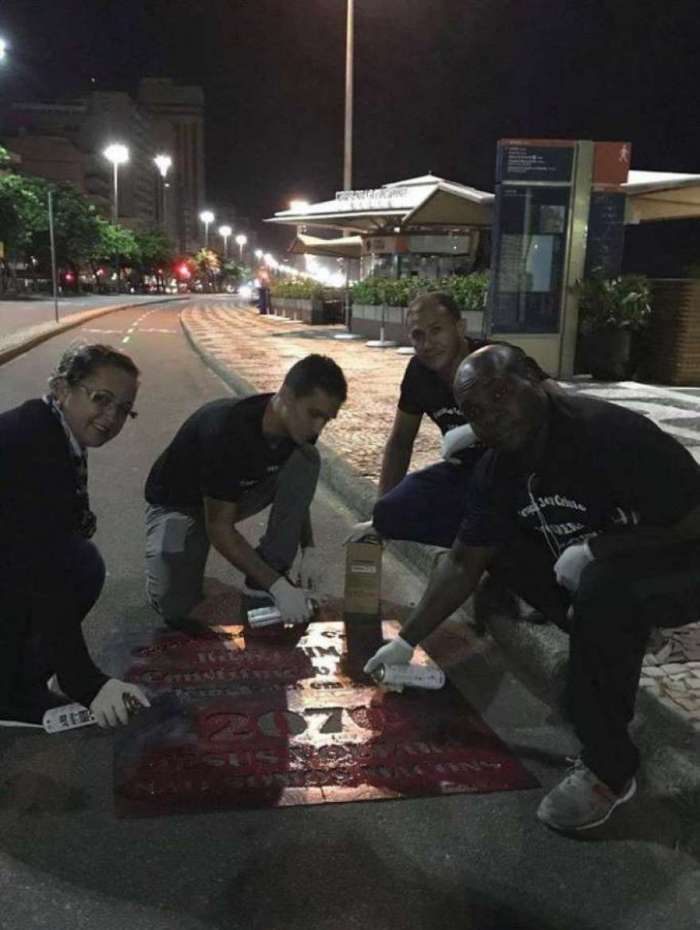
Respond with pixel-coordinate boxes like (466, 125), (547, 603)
(0, 296), (189, 367)
(181, 312), (700, 793)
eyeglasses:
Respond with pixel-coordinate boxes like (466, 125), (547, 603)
(77, 384), (138, 420)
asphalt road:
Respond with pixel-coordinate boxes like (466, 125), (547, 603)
(0, 300), (698, 930)
(0, 294), (175, 341)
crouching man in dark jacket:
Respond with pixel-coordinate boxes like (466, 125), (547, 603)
(365, 343), (700, 833)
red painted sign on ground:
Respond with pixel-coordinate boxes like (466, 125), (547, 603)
(114, 618), (537, 817)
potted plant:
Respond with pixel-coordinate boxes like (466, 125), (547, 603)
(573, 274), (652, 380)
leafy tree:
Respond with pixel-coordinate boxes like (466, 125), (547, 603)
(0, 173), (45, 255)
(135, 229), (172, 270)
(0, 145), (13, 169)
(93, 218), (139, 262)
(221, 258), (244, 290)
(194, 247), (221, 291)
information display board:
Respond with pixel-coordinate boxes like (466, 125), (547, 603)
(584, 190), (626, 278)
(497, 142), (574, 183)
(489, 184), (571, 333)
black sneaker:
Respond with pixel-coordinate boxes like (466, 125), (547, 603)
(0, 689), (69, 729)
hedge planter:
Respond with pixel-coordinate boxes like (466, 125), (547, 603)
(271, 296), (343, 325)
(349, 304), (407, 344)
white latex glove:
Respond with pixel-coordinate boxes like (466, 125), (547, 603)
(554, 540), (595, 592)
(90, 679), (150, 728)
(343, 520), (381, 545)
(441, 424), (477, 462)
(297, 547), (323, 590)
(363, 635), (414, 674)
(270, 576), (311, 624)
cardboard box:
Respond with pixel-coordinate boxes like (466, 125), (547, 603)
(344, 539), (382, 615)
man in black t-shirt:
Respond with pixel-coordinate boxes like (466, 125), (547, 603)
(346, 291), (548, 549)
(364, 344), (700, 833)
(346, 291), (489, 547)
(145, 355), (347, 630)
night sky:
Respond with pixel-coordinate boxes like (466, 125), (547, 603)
(2, 0), (699, 266)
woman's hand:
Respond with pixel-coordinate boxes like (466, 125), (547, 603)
(89, 679), (150, 728)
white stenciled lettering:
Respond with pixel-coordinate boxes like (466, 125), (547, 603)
(433, 406), (462, 420)
(518, 493), (588, 519)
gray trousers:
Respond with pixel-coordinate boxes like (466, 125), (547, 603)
(145, 444), (320, 621)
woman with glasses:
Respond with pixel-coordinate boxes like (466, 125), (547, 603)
(0, 343), (150, 729)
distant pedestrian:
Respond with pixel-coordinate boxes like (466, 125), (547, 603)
(0, 344), (150, 729)
(144, 354), (347, 630)
(365, 344), (700, 832)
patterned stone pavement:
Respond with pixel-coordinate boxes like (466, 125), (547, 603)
(183, 301), (700, 732)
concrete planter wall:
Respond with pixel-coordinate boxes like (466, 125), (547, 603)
(350, 304), (485, 343)
(271, 296), (343, 325)
(646, 279), (700, 385)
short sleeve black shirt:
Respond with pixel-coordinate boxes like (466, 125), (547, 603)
(145, 394), (296, 508)
(398, 338), (547, 435)
(457, 392), (700, 556)
(398, 338), (488, 435)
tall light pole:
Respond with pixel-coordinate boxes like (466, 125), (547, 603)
(199, 210), (214, 249)
(103, 143), (129, 224)
(153, 154), (172, 231)
(218, 224), (232, 258)
(344, 0), (354, 192)
(235, 233), (247, 261)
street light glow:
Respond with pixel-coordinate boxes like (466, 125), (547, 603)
(0, 37), (8, 63)
(103, 143), (129, 166)
(153, 154), (172, 178)
(255, 249), (264, 260)
(235, 234), (247, 246)
(199, 210), (215, 248)
(103, 143), (129, 226)
(289, 199), (310, 213)
(218, 224), (232, 238)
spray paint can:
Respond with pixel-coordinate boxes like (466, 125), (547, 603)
(42, 703), (96, 734)
(247, 598), (318, 628)
(373, 664), (446, 691)
(42, 693), (144, 733)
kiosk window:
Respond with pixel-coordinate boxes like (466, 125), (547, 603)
(491, 186), (570, 334)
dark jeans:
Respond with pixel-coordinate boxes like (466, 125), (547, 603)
(1, 536), (107, 707)
(373, 450), (484, 548)
(491, 535), (700, 792)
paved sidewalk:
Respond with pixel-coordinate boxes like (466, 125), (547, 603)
(182, 300), (700, 739)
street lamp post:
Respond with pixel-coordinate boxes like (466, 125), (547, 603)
(199, 210), (214, 249)
(235, 233), (247, 262)
(218, 225), (232, 258)
(103, 143), (129, 225)
(344, 0), (354, 192)
(153, 154), (172, 231)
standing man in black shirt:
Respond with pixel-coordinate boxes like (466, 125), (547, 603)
(145, 355), (347, 630)
(364, 344), (700, 832)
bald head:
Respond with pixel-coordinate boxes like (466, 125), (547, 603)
(454, 343), (535, 396)
(453, 344), (547, 452)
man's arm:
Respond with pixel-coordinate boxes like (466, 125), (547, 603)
(590, 502), (700, 560)
(204, 496), (280, 590)
(378, 409), (422, 496)
(400, 540), (496, 646)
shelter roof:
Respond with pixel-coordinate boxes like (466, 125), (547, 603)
(288, 233), (363, 259)
(623, 170), (700, 222)
(267, 175), (494, 233)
